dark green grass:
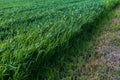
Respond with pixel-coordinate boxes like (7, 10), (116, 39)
(0, 0), (119, 79)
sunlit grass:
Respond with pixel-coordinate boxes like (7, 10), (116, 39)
(0, 0), (119, 79)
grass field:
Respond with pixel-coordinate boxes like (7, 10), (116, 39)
(0, 0), (119, 80)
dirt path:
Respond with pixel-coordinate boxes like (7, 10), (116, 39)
(85, 5), (120, 80)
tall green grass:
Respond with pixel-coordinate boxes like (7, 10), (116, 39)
(0, 0), (119, 79)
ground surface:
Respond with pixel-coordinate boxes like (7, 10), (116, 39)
(77, 5), (120, 80)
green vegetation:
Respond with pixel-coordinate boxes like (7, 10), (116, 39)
(0, 0), (119, 80)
